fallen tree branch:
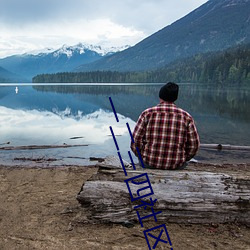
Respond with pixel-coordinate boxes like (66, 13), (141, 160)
(14, 157), (57, 162)
(200, 143), (250, 151)
(0, 144), (89, 150)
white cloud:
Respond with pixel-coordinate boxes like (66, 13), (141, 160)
(0, 106), (135, 145)
(0, 18), (145, 57)
(0, 0), (208, 58)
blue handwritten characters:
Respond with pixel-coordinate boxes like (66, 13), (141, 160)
(144, 224), (173, 250)
(124, 173), (154, 202)
(108, 96), (173, 250)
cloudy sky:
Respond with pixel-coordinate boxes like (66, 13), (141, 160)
(0, 0), (207, 58)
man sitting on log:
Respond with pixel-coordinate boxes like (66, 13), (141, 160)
(131, 82), (200, 170)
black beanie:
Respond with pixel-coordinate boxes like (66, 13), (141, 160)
(159, 82), (179, 102)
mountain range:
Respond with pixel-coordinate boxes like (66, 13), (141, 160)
(0, 0), (249, 82)
(0, 66), (24, 83)
(76, 0), (250, 72)
(0, 44), (129, 82)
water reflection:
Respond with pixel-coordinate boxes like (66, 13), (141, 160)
(178, 84), (250, 123)
(0, 83), (250, 166)
(33, 83), (250, 122)
(0, 106), (134, 145)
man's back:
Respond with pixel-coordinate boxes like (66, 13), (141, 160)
(131, 82), (199, 170)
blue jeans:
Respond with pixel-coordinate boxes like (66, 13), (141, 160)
(138, 159), (188, 170)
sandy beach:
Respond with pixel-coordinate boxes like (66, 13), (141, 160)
(0, 163), (249, 250)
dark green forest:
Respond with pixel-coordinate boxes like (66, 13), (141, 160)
(33, 43), (250, 85)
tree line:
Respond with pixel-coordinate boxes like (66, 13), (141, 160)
(33, 43), (250, 85)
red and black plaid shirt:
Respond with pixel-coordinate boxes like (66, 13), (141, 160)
(131, 102), (200, 169)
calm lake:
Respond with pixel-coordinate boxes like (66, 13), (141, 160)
(0, 83), (250, 166)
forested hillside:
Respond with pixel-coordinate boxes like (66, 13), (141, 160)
(33, 44), (250, 85)
(75, 0), (250, 72)
(152, 43), (250, 84)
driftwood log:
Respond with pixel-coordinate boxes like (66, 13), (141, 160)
(0, 144), (88, 150)
(77, 157), (250, 225)
(200, 143), (250, 151)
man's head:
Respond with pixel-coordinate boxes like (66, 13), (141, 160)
(159, 82), (179, 102)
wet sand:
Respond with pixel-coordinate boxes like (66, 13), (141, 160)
(0, 163), (249, 250)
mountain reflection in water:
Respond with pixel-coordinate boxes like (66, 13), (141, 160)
(0, 83), (249, 166)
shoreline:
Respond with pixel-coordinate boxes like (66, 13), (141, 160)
(1, 145), (250, 168)
(0, 160), (250, 171)
(0, 163), (249, 249)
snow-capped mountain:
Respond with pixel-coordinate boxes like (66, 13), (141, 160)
(29, 43), (130, 58)
(0, 43), (130, 81)
(51, 43), (130, 58)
